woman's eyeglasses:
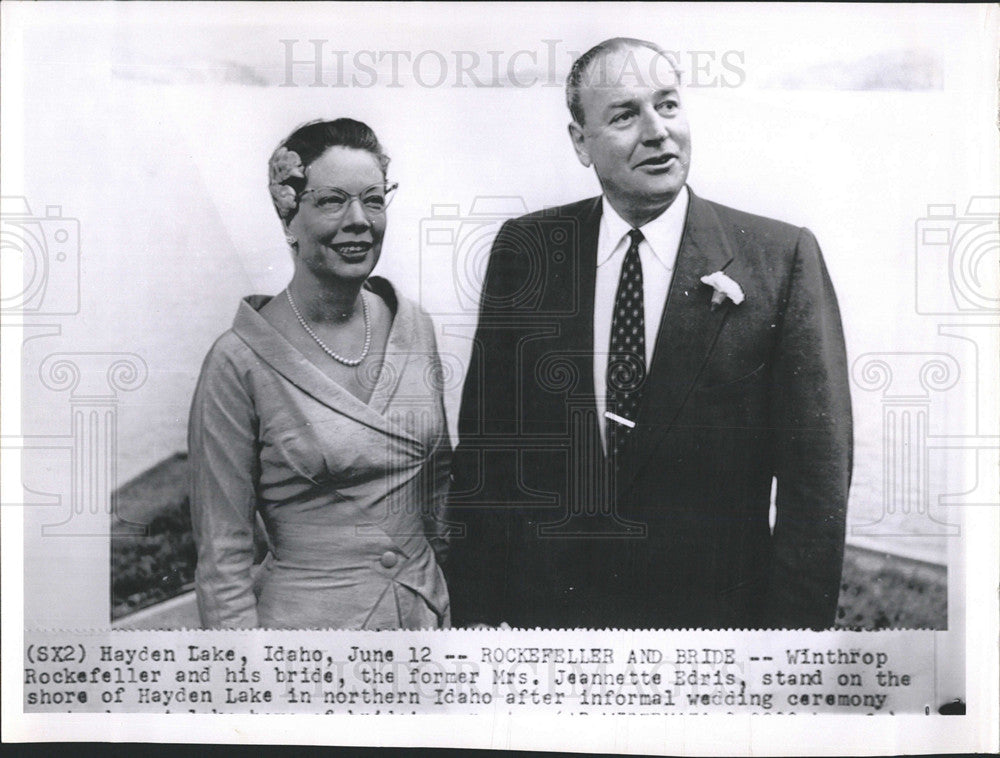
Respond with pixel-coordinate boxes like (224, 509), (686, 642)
(298, 183), (399, 217)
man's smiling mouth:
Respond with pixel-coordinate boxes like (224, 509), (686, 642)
(635, 154), (676, 169)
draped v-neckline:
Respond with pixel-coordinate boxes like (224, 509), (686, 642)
(232, 276), (421, 445)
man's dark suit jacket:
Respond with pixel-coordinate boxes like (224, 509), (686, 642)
(445, 188), (852, 629)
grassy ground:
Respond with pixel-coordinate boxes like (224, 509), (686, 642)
(111, 453), (196, 619)
(111, 454), (947, 629)
(837, 546), (946, 629)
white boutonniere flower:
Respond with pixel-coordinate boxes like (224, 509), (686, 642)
(700, 271), (745, 311)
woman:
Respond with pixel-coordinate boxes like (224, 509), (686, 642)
(188, 118), (450, 629)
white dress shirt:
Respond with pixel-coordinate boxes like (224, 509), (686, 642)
(594, 185), (690, 451)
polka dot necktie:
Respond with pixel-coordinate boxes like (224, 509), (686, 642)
(606, 228), (646, 461)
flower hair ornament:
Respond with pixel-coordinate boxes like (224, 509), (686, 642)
(700, 271), (745, 311)
(268, 146), (305, 220)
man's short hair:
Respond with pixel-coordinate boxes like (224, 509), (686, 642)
(565, 37), (678, 126)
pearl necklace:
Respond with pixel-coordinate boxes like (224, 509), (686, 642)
(285, 288), (371, 367)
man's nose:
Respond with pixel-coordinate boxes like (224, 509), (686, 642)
(639, 108), (669, 143)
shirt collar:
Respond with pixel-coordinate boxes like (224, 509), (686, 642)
(597, 184), (690, 268)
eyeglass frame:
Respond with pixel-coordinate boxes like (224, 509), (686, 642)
(296, 182), (399, 216)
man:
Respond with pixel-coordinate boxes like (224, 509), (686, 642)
(445, 38), (852, 630)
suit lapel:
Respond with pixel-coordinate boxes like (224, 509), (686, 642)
(561, 197), (602, 392)
(558, 198), (602, 446)
(618, 192), (737, 490)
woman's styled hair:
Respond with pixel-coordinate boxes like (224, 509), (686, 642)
(268, 118), (390, 220)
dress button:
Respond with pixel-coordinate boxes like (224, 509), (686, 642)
(380, 551), (398, 569)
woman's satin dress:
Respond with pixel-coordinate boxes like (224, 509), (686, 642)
(189, 278), (451, 629)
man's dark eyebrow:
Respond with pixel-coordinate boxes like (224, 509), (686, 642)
(605, 98), (638, 112)
(605, 87), (679, 113)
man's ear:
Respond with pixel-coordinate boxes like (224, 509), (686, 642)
(568, 121), (591, 168)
